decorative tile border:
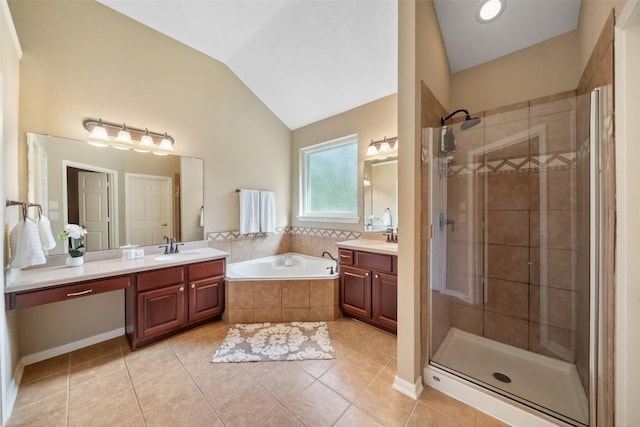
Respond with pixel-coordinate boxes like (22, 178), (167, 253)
(207, 227), (360, 243)
(447, 151), (577, 177)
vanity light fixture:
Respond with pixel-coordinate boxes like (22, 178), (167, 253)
(82, 118), (176, 154)
(366, 136), (398, 157)
(476, 0), (505, 23)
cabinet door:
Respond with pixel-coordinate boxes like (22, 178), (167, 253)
(188, 276), (224, 323)
(372, 271), (397, 332)
(340, 265), (372, 318)
(138, 284), (186, 339)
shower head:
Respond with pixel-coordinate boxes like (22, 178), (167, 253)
(440, 109), (482, 130)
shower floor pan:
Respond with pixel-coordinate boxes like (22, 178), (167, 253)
(432, 327), (588, 425)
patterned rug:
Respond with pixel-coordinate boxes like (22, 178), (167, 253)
(211, 322), (335, 363)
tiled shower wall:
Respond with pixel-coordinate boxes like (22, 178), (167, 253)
(436, 91), (579, 363)
(207, 228), (361, 263)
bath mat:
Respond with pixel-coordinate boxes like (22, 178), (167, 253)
(211, 322), (335, 363)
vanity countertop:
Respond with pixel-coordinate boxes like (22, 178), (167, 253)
(6, 247), (229, 293)
(336, 239), (398, 256)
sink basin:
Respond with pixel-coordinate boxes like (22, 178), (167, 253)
(153, 251), (200, 261)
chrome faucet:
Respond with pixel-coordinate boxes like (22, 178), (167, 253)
(322, 251), (338, 273)
(383, 228), (398, 243)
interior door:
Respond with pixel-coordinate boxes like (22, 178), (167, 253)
(126, 174), (173, 245)
(78, 171), (110, 250)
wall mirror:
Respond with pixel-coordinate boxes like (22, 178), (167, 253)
(363, 157), (397, 231)
(27, 132), (204, 255)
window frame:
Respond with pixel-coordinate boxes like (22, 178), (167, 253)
(298, 134), (359, 223)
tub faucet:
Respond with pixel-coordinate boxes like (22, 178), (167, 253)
(322, 251), (338, 273)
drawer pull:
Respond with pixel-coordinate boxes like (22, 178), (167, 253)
(179, 286), (185, 292)
(191, 283), (195, 289)
(375, 274), (379, 278)
(67, 289), (93, 297)
(365, 273), (369, 277)
(340, 254), (351, 258)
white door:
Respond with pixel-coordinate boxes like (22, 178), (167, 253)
(126, 174), (173, 245)
(78, 171), (110, 251)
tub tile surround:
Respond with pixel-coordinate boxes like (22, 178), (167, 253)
(6, 318), (509, 427)
(225, 279), (340, 323)
(208, 227), (362, 263)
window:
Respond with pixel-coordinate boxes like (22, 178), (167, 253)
(299, 134), (359, 222)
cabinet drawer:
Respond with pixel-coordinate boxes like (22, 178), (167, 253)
(137, 266), (185, 292)
(10, 275), (131, 309)
(338, 249), (354, 265)
(355, 251), (393, 273)
(188, 259), (225, 281)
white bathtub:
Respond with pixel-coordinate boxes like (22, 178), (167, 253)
(226, 253), (339, 281)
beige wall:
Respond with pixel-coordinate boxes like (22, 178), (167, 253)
(450, 31), (580, 114)
(1, 0), (22, 421)
(9, 0), (291, 234)
(578, 0), (627, 72)
(290, 94), (397, 232)
(8, 0), (290, 359)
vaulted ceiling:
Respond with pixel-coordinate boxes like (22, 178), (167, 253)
(99, 0), (581, 130)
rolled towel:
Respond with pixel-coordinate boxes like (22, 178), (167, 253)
(38, 215), (57, 250)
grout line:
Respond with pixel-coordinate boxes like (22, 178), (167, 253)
(65, 355), (71, 427)
(120, 341), (148, 425)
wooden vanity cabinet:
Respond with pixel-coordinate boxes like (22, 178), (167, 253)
(338, 248), (397, 333)
(126, 259), (225, 349)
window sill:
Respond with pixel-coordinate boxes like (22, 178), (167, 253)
(296, 216), (360, 224)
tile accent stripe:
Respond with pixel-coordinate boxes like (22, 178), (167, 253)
(207, 227), (360, 243)
(447, 151), (577, 177)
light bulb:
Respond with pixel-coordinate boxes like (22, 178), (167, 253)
(139, 129), (154, 147)
(116, 124), (132, 143)
(89, 119), (110, 141)
(159, 133), (174, 151)
(366, 142), (378, 156)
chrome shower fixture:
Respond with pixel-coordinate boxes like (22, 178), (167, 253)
(440, 109), (482, 130)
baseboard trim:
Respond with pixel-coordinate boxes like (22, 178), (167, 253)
(21, 327), (125, 366)
(392, 374), (424, 399)
(2, 360), (24, 425)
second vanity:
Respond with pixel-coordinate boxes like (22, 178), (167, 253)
(336, 239), (398, 334)
(5, 247), (228, 350)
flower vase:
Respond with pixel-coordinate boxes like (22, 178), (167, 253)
(66, 255), (85, 267)
(67, 237), (86, 267)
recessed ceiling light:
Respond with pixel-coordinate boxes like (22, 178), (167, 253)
(476, 0), (505, 23)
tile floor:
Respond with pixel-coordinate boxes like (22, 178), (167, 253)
(7, 318), (509, 426)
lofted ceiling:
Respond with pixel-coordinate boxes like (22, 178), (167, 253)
(98, 0), (581, 130)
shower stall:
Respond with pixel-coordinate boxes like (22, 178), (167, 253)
(424, 86), (612, 426)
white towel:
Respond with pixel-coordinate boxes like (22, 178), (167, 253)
(239, 190), (260, 234)
(10, 218), (47, 269)
(199, 206), (204, 228)
(38, 215), (57, 250)
(383, 208), (392, 227)
(259, 191), (276, 234)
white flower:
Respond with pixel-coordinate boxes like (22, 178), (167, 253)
(63, 224), (87, 239)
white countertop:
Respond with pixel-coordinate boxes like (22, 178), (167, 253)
(6, 247), (229, 293)
(336, 239), (398, 256)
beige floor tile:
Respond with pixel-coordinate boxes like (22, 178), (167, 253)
(69, 337), (122, 366)
(5, 390), (67, 427)
(342, 345), (392, 376)
(133, 365), (195, 410)
(419, 386), (478, 426)
(187, 357), (245, 385)
(124, 342), (182, 385)
(214, 385), (286, 426)
(328, 319), (375, 341)
(169, 332), (224, 368)
(262, 407), (304, 427)
(20, 354), (69, 384)
(406, 401), (465, 427)
(354, 378), (416, 427)
(319, 361), (375, 402)
(68, 366), (132, 411)
(475, 410), (511, 426)
(360, 329), (397, 356)
(69, 350), (127, 388)
(295, 358), (337, 378)
(281, 381), (350, 427)
(13, 370), (68, 408)
(142, 388), (223, 427)
(333, 405), (384, 427)
(197, 366), (263, 411)
(68, 385), (141, 427)
(376, 357), (397, 385)
(120, 414), (147, 426)
(244, 361), (315, 402)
